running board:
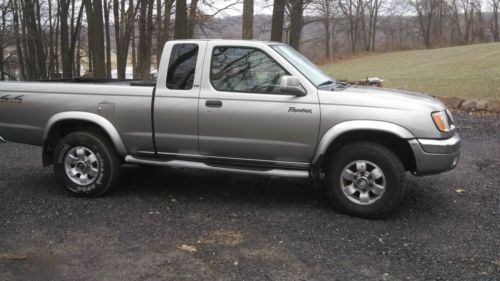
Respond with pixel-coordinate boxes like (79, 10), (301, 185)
(125, 156), (310, 178)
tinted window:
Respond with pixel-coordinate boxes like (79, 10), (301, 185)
(210, 47), (288, 94)
(167, 44), (199, 90)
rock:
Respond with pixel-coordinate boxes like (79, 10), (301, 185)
(179, 244), (197, 253)
(487, 100), (500, 113)
(460, 99), (477, 111)
(476, 100), (488, 110)
(439, 96), (464, 109)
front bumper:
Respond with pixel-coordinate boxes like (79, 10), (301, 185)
(408, 133), (461, 176)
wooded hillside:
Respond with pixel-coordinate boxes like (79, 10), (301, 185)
(0, 0), (499, 80)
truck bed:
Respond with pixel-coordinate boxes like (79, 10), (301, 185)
(0, 80), (155, 152)
(25, 78), (157, 87)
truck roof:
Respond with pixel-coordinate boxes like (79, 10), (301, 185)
(167, 39), (285, 46)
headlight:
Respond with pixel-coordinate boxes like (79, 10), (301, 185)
(431, 111), (453, 132)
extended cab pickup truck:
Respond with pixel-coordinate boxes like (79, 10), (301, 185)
(0, 40), (460, 218)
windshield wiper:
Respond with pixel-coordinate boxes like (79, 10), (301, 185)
(318, 80), (335, 87)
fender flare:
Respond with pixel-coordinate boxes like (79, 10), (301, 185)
(312, 120), (414, 164)
(43, 111), (128, 156)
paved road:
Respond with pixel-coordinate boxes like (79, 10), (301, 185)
(1, 113), (499, 281)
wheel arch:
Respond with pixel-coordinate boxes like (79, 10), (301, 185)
(42, 112), (127, 166)
(312, 121), (416, 173)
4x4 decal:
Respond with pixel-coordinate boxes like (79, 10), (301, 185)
(0, 95), (24, 104)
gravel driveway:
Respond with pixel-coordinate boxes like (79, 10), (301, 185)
(1, 113), (499, 281)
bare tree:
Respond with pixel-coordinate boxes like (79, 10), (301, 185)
(271, 0), (286, 42)
(156, 0), (174, 66)
(491, 0), (499, 41)
(312, 0), (336, 58)
(360, 0), (383, 51)
(242, 0), (253, 39)
(84, 0), (106, 78)
(11, 0), (26, 79)
(135, 0), (154, 79)
(410, 0), (442, 48)
(104, 0), (112, 78)
(187, 0), (198, 38)
(288, 0), (304, 49)
(19, 0), (47, 80)
(174, 0), (188, 39)
(0, 0), (9, 80)
(113, 0), (139, 79)
(59, 0), (84, 78)
(339, 0), (363, 53)
(450, 0), (484, 44)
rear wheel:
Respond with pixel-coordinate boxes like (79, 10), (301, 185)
(53, 131), (121, 197)
(325, 142), (407, 218)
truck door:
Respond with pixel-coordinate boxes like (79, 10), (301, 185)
(153, 41), (207, 156)
(198, 42), (320, 165)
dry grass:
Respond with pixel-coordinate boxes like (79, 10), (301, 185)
(321, 42), (500, 100)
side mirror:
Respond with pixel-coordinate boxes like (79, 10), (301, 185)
(279, 76), (307, 97)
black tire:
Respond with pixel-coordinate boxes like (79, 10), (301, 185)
(325, 142), (407, 219)
(52, 131), (121, 197)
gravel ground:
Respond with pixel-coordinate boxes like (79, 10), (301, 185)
(0, 112), (499, 281)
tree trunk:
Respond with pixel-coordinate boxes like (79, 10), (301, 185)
(132, 23), (137, 77)
(156, 0), (162, 66)
(174, 0), (187, 39)
(113, 0), (138, 79)
(104, 0), (112, 78)
(136, 0), (154, 80)
(47, 0), (55, 78)
(0, 4), (6, 80)
(271, 0), (286, 42)
(75, 32), (81, 76)
(12, 1), (26, 80)
(23, 0), (46, 79)
(84, 0), (106, 78)
(288, 0), (304, 50)
(323, 18), (331, 58)
(187, 0), (198, 38)
(242, 0), (253, 39)
(60, 0), (72, 78)
(70, 2), (84, 75)
(492, 0), (500, 41)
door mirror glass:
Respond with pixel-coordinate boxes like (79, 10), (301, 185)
(279, 76), (307, 97)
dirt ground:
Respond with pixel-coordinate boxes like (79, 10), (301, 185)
(0, 112), (499, 281)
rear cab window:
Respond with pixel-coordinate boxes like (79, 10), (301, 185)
(167, 44), (199, 90)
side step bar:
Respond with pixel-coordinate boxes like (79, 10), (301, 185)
(125, 156), (310, 178)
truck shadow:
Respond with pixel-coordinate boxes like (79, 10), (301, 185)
(115, 165), (325, 207)
(110, 165), (447, 220)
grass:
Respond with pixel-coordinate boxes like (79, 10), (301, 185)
(321, 42), (500, 100)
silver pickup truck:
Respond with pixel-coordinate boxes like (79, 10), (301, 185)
(0, 40), (460, 218)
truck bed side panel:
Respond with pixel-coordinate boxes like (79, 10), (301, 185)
(0, 82), (154, 154)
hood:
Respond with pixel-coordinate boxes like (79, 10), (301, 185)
(318, 86), (445, 112)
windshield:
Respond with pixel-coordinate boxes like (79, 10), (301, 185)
(271, 45), (334, 87)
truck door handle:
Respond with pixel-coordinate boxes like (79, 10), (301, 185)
(205, 100), (223, 108)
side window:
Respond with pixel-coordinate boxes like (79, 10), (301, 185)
(167, 44), (199, 90)
(210, 47), (289, 94)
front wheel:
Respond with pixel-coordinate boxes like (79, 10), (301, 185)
(325, 142), (407, 219)
(53, 131), (121, 197)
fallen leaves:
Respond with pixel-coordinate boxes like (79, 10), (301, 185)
(0, 253), (27, 261)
